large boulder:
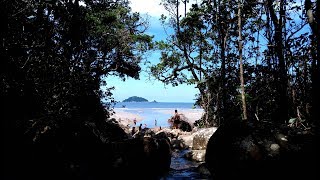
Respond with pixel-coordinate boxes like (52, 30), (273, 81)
(168, 114), (193, 132)
(142, 136), (172, 174)
(179, 120), (192, 132)
(178, 127), (216, 162)
(178, 134), (194, 149)
(109, 135), (171, 178)
(4, 119), (131, 180)
(192, 127), (217, 150)
(196, 163), (212, 179)
(205, 120), (317, 180)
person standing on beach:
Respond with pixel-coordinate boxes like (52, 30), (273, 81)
(133, 118), (137, 125)
(139, 124), (142, 131)
(173, 109), (181, 129)
(131, 126), (136, 135)
(155, 119), (157, 127)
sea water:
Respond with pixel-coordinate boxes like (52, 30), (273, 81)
(112, 102), (203, 128)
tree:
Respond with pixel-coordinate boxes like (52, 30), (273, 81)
(305, 0), (320, 128)
(238, 0), (247, 121)
(265, 0), (288, 123)
(150, 0), (242, 126)
(1, 0), (152, 141)
(1, 0), (153, 178)
(151, 0), (315, 128)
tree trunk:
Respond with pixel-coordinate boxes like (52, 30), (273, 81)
(305, 0), (320, 132)
(220, 39), (226, 124)
(238, 0), (247, 121)
(267, 0), (288, 123)
(316, 0), (320, 129)
(278, 0), (288, 124)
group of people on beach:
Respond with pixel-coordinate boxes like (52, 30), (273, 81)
(131, 109), (182, 135)
(131, 118), (148, 135)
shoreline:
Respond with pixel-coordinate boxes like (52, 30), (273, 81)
(110, 109), (144, 127)
(110, 108), (204, 128)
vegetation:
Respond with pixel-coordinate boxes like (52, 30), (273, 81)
(150, 0), (319, 131)
(1, 0), (152, 179)
(123, 96), (149, 102)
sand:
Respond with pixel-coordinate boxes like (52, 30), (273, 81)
(110, 108), (144, 127)
(153, 109), (204, 124)
(110, 108), (204, 127)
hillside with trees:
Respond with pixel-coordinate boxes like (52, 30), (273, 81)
(123, 96), (149, 102)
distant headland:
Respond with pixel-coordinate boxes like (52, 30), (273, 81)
(123, 96), (148, 102)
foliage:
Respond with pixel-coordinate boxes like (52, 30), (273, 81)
(1, 0), (153, 178)
(151, 0), (319, 128)
(1, 0), (152, 141)
(0, 0), (152, 179)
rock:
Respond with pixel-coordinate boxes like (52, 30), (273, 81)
(155, 137), (172, 171)
(184, 150), (206, 162)
(111, 135), (171, 178)
(179, 120), (192, 132)
(178, 134), (194, 149)
(192, 127), (217, 150)
(171, 138), (186, 150)
(205, 120), (318, 180)
(196, 163), (211, 178)
(142, 136), (172, 175)
(155, 131), (170, 140)
(270, 143), (280, 155)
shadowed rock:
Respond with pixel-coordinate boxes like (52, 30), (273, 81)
(205, 120), (317, 180)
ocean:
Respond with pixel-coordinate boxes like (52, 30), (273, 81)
(111, 102), (203, 128)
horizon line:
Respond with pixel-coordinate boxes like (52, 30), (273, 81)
(115, 101), (196, 103)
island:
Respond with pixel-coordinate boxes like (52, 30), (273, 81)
(123, 96), (148, 102)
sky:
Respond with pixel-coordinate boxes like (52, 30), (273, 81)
(105, 0), (199, 103)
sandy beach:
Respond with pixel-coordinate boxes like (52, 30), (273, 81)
(153, 109), (204, 124)
(110, 108), (144, 127)
(110, 108), (204, 128)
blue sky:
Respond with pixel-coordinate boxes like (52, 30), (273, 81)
(105, 0), (199, 103)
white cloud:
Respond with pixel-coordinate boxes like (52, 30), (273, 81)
(129, 0), (166, 17)
(129, 0), (199, 17)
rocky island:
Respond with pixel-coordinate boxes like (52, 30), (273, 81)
(123, 96), (148, 102)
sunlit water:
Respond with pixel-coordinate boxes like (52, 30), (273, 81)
(112, 102), (203, 128)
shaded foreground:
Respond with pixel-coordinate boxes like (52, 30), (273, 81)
(3, 114), (318, 180)
(3, 120), (171, 180)
(205, 119), (319, 180)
